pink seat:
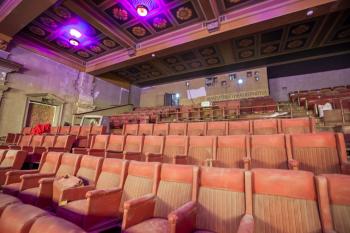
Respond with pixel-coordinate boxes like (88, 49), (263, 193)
(162, 136), (188, 164)
(214, 135), (247, 168)
(0, 150), (27, 185)
(153, 123), (169, 136)
(138, 124), (154, 136)
(228, 121), (251, 135)
(252, 119), (278, 135)
(169, 123), (187, 136)
(207, 121), (227, 136)
(29, 215), (86, 233)
(187, 122), (206, 136)
(279, 117), (315, 134)
(123, 124), (139, 136)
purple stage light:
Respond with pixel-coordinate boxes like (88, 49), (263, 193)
(69, 38), (79, 46)
(69, 28), (82, 38)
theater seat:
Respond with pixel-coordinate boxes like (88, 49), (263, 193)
(18, 153), (82, 208)
(123, 124), (139, 136)
(214, 135), (247, 168)
(184, 136), (216, 166)
(73, 135), (109, 156)
(246, 134), (297, 170)
(187, 122), (206, 136)
(52, 155), (103, 207)
(138, 123), (154, 136)
(21, 135), (45, 163)
(29, 215), (86, 233)
(0, 193), (21, 215)
(162, 136), (188, 164)
(27, 135), (56, 163)
(122, 136), (144, 161)
(252, 119), (278, 135)
(0, 150), (27, 185)
(169, 123), (187, 136)
(122, 164), (198, 233)
(142, 136), (165, 162)
(168, 167), (252, 233)
(0, 203), (49, 233)
(57, 159), (128, 231)
(2, 152), (62, 196)
(280, 117), (315, 134)
(228, 121), (251, 135)
(290, 133), (350, 174)
(316, 174), (350, 233)
(251, 169), (322, 233)
(153, 123), (169, 136)
(48, 135), (76, 153)
(207, 121), (227, 136)
(9, 135), (32, 150)
(105, 135), (126, 158)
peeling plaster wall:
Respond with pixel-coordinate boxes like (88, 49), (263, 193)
(0, 46), (126, 136)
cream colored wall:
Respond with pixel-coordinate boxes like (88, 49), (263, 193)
(0, 45), (128, 136)
(140, 67), (268, 107)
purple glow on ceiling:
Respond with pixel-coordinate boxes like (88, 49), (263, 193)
(69, 38), (79, 46)
(127, 0), (160, 18)
(69, 28), (82, 38)
(136, 5), (148, 17)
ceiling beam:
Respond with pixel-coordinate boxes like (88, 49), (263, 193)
(63, 0), (135, 49)
(0, 0), (58, 37)
(86, 0), (337, 75)
(198, 0), (220, 21)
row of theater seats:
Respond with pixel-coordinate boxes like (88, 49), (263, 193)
(0, 135), (76, 163)
(0, 152), (349, 233)
(72, 132), (350, 175)
(5, 125), (105, 146)
(122, 117), (316, 136)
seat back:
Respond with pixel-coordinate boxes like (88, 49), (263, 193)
(252, 119), (278, 135)
(280, 117), (314, 134)
(250, 134), (289, 169)
(124, 136), (143, 153)
(153, 123), (169, 136)
(197, 167), (245, 233)
(49, 126), (60, 134)
(154, 164), (198, 218)
(79, 126), (92, 137)
(207, 121), (227, 136)
(169, 123), (187, 135)
(188, 136), (216, 166)
(228, 121), (250, 135)
(29, 135), (44, 147)
(59, 126), (71, 135)
(106, 135), (125, 151)
(76, 155), (103, 185)
(29, 215), (86, 233)
(120, 161), (160, 210)
(69, 126), (81, 136)
(290, 133), (344, 174)
(163, 136), (188, 163)
(187, 122), (206, 136)
(18, 135), (32, 147)
(251, 169), (322, 233)
(55, 153), (82, 177)
(38, 152), (62, 174)
(316, 174), (350, 233)
(53, 135), (76, 150)
(0, 150), (27, 169)
(91, 125), (106, 135)
(41, 135), (56, 148)
(96, 159), (128, 190)
(123, 124), (139, 135)
(91, 135), (109, 150)
(138, 123), (153, 136)
(142, 136), (164, 155)
(0, 149), (7, 162)
(216, 136), (247, 168)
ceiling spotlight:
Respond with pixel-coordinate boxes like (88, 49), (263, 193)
(238, 79), (243, 85)
(69, 28), (82, 38)
(175, 93), (180, 99)
(136, 5), (148, 17)
(306, 9), (314, 16)
(151, 53), (156, 57)
(69, 38), (79, 46)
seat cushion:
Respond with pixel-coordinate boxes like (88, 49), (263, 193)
(18, 187), (39, 204)
(29, 215), (86, 233)
(0, 193), (21, 215)
(2, 182), (21, 196)
(124, 218), (168, 233)
(57, 199), (88, 226)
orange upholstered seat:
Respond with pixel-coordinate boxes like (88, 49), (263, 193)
(251, 169), (322, 233)
(162, 135), (188, 164)
(228, 120), (251, 135)
(105, 135), (126, 158)
(290, 133), (350, 174)
(207, 121), (227, 136)
(169, 122), (187, 136)
(252, 119), (278, 135)
(186, 136), (216, 166)
(153, 123), (169, 136)
(122, 164), (198, 233)
(0, 150), (27, 185)
(187, 122), (206, 136)
(138, 123), (154, 136)
(214, 135), (247, 168)
(123, 124), (139, 136)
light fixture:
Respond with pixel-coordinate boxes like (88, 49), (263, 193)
(185, 81), (190, 87)
(175, 93), (180, 99)
(255, 76), (260, 81)
(238, 79), (243, 85)
(136, 5), (148, 17)
(151, 53), (156, 57)
(306, 9), (314, 16)
(69, 38), (79, 46)
(69, 28), (82, 38)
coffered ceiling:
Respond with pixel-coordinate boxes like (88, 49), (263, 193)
(0, 0), (349, 86)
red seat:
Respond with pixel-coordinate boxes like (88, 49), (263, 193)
(73, 135), (109, 157)
(138, 123), (154, 136)
(153, 123), (169, 136)
(228, 121), (251, 135)
(90, 125), (106, 135)
(0, 150), (27, 185)
(76, 125), (92, 148)
(27, 135), (56, 163)
(22, 135), (45, 163)
(29, 215), (86, 233)
(0, 193), (21, 216)
(185, 136), (216, 166)
(187, 122), (206, 136)
(48, 135), (76, 152)
(122, 164), (198, 233)
(2, 152), (62, 196)
(207, 121), (227, 136)
(214, 135), (247, 168)
(142, 136), (165, 162)
(162, 136), (188, 164)
(290, 133), (350, 174)
(169, 123), (187, 136)
(251, 169), (322, 233)
(123, 124), (139, 136)
(9, 135), (32, 150)
(247, 134), (297, 170)
(69, 126), (81, 137)
(280, 117), (315, 134)
(316, 174), (350, 233)
(252, 119), (278, 135)
(21, 127), (32, 135)
(58, 126), (71, 135)
(105, 135), (126, 158)
(122, 136), (144, 161)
